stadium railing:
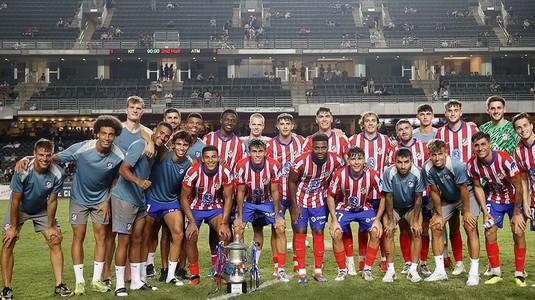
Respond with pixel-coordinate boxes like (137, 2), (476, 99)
(4, 36), (535, 50)
(305, 93), (535, 104)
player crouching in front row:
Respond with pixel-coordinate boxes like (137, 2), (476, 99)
(328, 146), (383, 282)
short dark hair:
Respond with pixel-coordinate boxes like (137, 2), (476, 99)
(512, 112), (531, 127)
(202, 145), (219, 156)
(187, 112), (203, 121)
(471, 131), (490, 143)
(427, 139), (447, 154)
(248, 139), (266, 150)
(94, 115), (123, 136)
(416, 104), (433, 114)
(171, 130), (194, 145)
(395, 148), (412, 159)
(486, 95), (505, 108)
(347, 146), (365, 159)
(34, 138), (54, 152)
(220, 109), (238, 119)
(164, 108), (181, 118)
(316, 106), (332, 116)
(156, 121), (174, 133)
(277, 113), (294, 122)
(395, 119), (412, 129)
(444, 99), (462, 110)
(312, 133), (329, 144)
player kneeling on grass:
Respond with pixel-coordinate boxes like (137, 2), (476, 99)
(233, 139), (289, 282)
(328, 146), (384, 282)
(1, 139), (72, 299)
(423, 139), (482, 286)
(467, 131), (529, 287)
(111, 122), (173, 296)
(382, 148), (425, 283)
(180, 145), (233, 286)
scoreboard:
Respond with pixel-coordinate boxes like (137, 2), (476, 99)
(109, 48), (218, 55)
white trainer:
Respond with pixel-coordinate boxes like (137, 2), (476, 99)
(483, 263), (493, 276)
(400, 263), (411, 274)
(407, 269), (422, 283)
(419, 263), (432, 276)
(466, 274), (480, 286)
(382, 270), (397, 283)
(362, 269), (374, 282)
(424, 271), (448, 282)
(335, 269), (348, 282)
(346, 261), (357, 276)
(452, 263), (466, 275)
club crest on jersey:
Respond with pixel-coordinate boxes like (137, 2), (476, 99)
(348, 196), (360, 208)
(252, 188), (264, 198)
(445, 174), (452, 180)
(195, 151), (201, 158)
(202, 193), (214, 205)
(502, 133), (509, 140)
(367, 157), (376, 169)
(213, 182), (221, 190)
(306, 180), (321, 192)
(530, 168), (535, 180)
(281, 162), (292, 177)
(179, 168), (185, 174)
(407, 181), (415, 188)
(107, 162), (114, 169)
(452, 149), (461, 160)
(45, 181), (53, 188)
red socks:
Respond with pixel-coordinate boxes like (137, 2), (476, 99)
(486, 242), (500, 268)
(365, 246), (379, 267)
(277, 252), (286, 270)
(450, 231), (463, 262)
(343, 233), (354, 257)
(334, 251), (347, 270)
(313, 234), (325, 269)
(400, 233), (411, 262)
(294, 233), (307, 269)
(420, 234), (429, 262)
(189, 262), (200, 276)
(357, 231), (368, 257)
(514, 246), (526, 272)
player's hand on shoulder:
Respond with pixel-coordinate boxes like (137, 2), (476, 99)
(14, 156), (31, 173)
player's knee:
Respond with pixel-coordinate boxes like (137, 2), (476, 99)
(332, 229), (343, 241)
(47, 235), (62, 247)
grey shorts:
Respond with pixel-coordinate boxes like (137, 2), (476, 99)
(393, 207), (413, 222)
(69, 200), (108, 225)
(2, 204), (59, 233)
(111, 195), (147, 234)
(441, 191), (480, 221)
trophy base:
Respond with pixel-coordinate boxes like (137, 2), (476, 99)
(227, 281), (247, 294)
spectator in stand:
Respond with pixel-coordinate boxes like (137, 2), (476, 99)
(290, 65), (298, 83)
(207, 73), (215, 83)
(166, 2), (176, 10)
(0, 3), (7, 10)
(523, 19), (530, 30)
(150, 92), (158, 104)
(284, 11), (291, 19)
(167, 64), (174, 81)
(300, 64), (306, 82)
(56, 18), (68, 28)
(210, 17), (216, 28)
(196, 73), (204, 82)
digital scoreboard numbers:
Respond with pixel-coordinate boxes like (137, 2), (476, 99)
(109, 48), (218, 55)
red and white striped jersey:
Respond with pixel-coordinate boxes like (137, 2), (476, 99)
(348, 132), (392, 199)
(291, 152), (344, 208)
(302, 131), (349, 157)
(328, 167), (382, 212)
(514, 141), (535, 206)
(266, 135), (305, 200)
(182, 162), (234, 210)
(203, 130), (246, 169)
(234, 156), (281, 204)
(467, 151), (520, 204)
(391, 138), (429, 168)
(435, 121), (478, 164)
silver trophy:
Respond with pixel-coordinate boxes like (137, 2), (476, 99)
(226, 234), (248, 294)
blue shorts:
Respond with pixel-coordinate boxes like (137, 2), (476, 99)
(191, 208), (223, 229)
(250, 203), (285, 227)
(422, 195), (434, 219)
(370, 199), (381, 211)
(486, 201), (514, 228)
(280, 198), (292, 209)
(146, 197), (181, 220)
(243, 202), (276, 224)
(336, 209), (376, 234)
(530, 207), (535, 231)
(295, 205), (327, 230)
